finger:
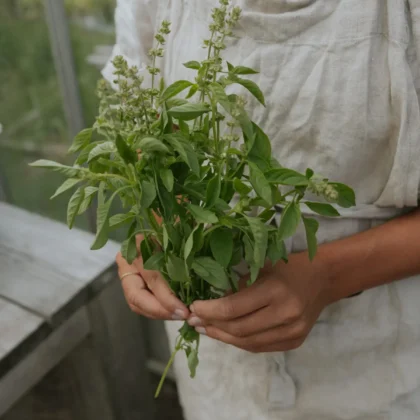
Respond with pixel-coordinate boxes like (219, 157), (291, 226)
(205, 306), (293, 338)
(199, 320), (307, 350)
(190, 281), (269, 321)
(246, 338), (306, 353)
(120, 273), (174, 320)
(139, 264), (190, 319)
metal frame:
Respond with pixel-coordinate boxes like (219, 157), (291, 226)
(44, 0), (86, 139)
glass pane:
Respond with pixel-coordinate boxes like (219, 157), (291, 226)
(67, 0), (116, 127)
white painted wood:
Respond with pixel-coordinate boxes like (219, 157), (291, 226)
(0, 307), (90, 417)
(0, 298), (43, 359)
(0, 202), (120, 286)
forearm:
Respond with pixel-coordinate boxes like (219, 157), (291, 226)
(315, 208), (420, 303)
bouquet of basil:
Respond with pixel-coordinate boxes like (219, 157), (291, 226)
(31, 0), (355, 397)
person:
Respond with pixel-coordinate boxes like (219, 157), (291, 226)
(105, 1), (420, 419)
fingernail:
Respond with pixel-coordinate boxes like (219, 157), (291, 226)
(188, 316), (202, 327)
(173, 309), (187, 320)
(195, 327), (207, 335)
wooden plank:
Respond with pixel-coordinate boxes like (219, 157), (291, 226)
(0, 202), (120, 286)
(88, 279), (156, 419)
(0, 297), (50, 380)
(0, 202), (120, 324)
(0, 307), (90, 417)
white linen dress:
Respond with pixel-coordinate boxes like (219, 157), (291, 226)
(103, 1), (420, 419)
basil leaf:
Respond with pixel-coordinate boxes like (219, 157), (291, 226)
(183, 61), (201, 70)
(265, 168), (309, 186)
(167, 255), (190, 283)
(77, 186), (98, 216)
(121, 235), (138, 264)
(187, 348), (199, 378)
(278, 202), (301, 240)
(208, 82), (231, 113)
(67, 187), (85, 229)
(248, 123), (271, 162)
(165, 135), (200, 175)
(249, 162), (272, 205)
(192, 257), (230, 290)
(186, 84), (199, 99)
(302, 217), (319, 261)
(116, 134), (137, 164)
(231, 76), (265, 106)
(109, 213), (136, 230)
(233, 178), (252, 196)
(206, 173), (221, 208)
(210, 229), (233, 268)
(88, 141), (116, 162)
(233, 66), (259, 75)
(160, 168), (174, 192)
(140, 180), (156, 209)
(245, 216), (268, 269)
(161, 80), (193, 102)
(136, 137), (170, 154)
(187, 204), (218, 224)
(51, 178), (81, 199)
(267, 237), (288, 265)
(68, 128), (92, 154)
(168, 103), (210, 121)
(144, 252), (165, 271)
(329, 183), (356, 208)
(305, 202), (340, 217)
(29, 160), (83, 178)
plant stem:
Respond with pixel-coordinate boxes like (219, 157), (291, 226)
(155, 337), (183, 398)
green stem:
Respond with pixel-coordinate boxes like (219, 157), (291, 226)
(155, 337), (183, 398)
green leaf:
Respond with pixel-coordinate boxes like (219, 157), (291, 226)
(67, 187), (85, 229)
(265, 168), (309, 186)
(160, 168), (174, 192)
(206, 173), (221, 208)
(187, 204), (218, 224)
(236, 108), (254, 147)
(208, 82), (231, 113)
(210, 229), (233, 268)
(305, 202), (340, 217)
(233, 66), (259, 75)
(68, 128), (92, 154)
(186, 84), (198, 99)
(248, 123), (271, 162)
(278, 202), (301, 240)
(121, 234), (138, 264)
(161, 80), (193, 102)
(166, 98), (188, 109)
(91, 186), (130, 250)
(330, 183), (356, 208)
(116, 134), (137, 164)
(168, 103), (210, 121)
(249, 162), (272, 205)
(187, 348), (199, 378)
(165, 135), (200, 175)
(192, 257), (230, 290)
(162, 225), (169, 251)
(140, 238), (152, 264)
(178, 120), (190, 135)
(302, 217), (319, 261)
(306, 168), (314, 179)
(245, 216), (268, 268)
(140, 180), (156, 209)
(184, 228), (196, 260)
(267, 238), (288, 265)
(109, 213), (136, 229)
(233, 178), (252, 196)
(51, 178), (81, 199)
(227, 61), (234, 72)
(136, 137), (170, 154)
(88, 141), (116, 162)
(144, 252), (165, 271)
(167, 255), (190, 283)
(29, 160), (83, 178)
(183, 61), (201, 70)
(231, 76), (265, 106)
(77, 186), (98, 216)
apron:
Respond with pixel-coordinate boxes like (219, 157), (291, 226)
(103, 1), (420, 418)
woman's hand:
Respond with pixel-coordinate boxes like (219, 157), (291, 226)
(116, 235), (190, 321)
(188, 253), (332, 353)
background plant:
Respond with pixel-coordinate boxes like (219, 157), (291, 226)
(31, 0), (355, 396)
